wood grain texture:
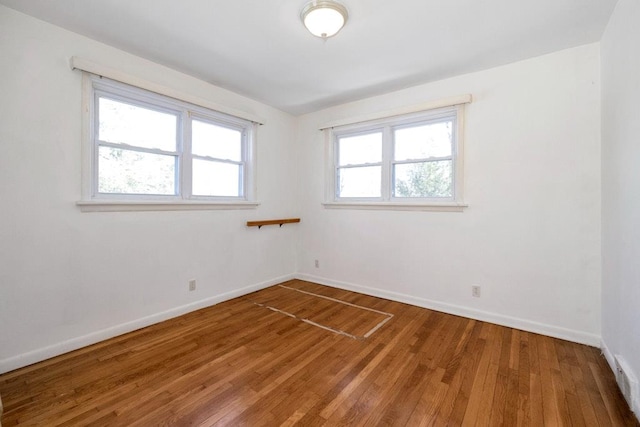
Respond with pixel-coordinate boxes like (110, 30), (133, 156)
(246, 218), (300, 228)
(0, 279), (637, 426)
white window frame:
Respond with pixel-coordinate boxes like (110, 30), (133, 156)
(78, 74), (259, 212)
(324, 104), (468, 212)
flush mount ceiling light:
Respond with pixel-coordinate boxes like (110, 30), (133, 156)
(301, 1), (348, 39)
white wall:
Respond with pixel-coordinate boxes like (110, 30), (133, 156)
(601, 0), (640, 415)
(0, 5), (608, 376)
(297, 44), (602, 345)
(0, 6), (299, 373)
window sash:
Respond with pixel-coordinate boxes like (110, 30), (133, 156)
(190, 114), (245, 162)
(335, 165), (383, 200)
(392, 159), (454, 199)
(97, 146), (180, 196)
(331, 107), (460, 202)
(95, 92), (181, 152)
(188, 114), (247, 200)
(336, 129), (384, 167)
(392, 156), (452, 165)
(87, 76), (253, 201)
(191, 158), (245, 198)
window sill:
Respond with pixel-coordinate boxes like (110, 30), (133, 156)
(76, 200), (260, 212)
(322, 201), (468, 212)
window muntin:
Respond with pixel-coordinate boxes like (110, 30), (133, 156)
(88, 76), (254, 201)
(336, 131), (383, 199)
(331, 107), (461, 203)
(392, 118), (454, 199)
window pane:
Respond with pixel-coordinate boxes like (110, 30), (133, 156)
(394, 121), (452, 161)
(98, 146), (176, 195)
(394, 161), (452, 198)
(192, 120), (242, 161)
(98, 97), (177, 151)
(338, 166), (381, 198)
(192, 159), (241, 197)
(338, 132), (382, 166)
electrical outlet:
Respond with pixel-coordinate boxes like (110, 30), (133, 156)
(472, 285), (481, 298)
(314, 259), (320, 268)
(189, 279), (196, 291)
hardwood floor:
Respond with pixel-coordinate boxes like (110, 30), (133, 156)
(0, 280), (637, 426)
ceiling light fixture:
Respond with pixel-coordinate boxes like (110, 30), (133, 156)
(301, 1), (348, 39)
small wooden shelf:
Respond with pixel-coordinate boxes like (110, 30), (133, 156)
(246, 218), (300, 229)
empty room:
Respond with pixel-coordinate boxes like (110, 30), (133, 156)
(0, 0), (638, 425)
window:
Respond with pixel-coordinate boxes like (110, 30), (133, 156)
(82, 75), (257, 209)
(327, 105), (466, 210)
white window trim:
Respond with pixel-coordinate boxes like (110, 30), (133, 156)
(76, 200), (259, 213)
(323, 101), (469, 212)
(78, 73), (259, 212)
(321, 201), (467, 212)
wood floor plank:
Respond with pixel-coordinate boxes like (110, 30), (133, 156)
(0, 279), (637, 426)
(574, 346), (614, 426)
(516, 334), (531, 426)
(319, 317), (422, 421)
(488, 327), (512, 425)
(445, 323), (486, 426)
(460, 333), (493, 425)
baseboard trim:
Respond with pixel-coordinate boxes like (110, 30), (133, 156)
(0, 273), (295, 375)
(601, 339), (640, 418)
(1, 272), (604, 375)
(295, 273), (601, 347)
(601, 340), (617, 377)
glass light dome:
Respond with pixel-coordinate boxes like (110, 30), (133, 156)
(301, 1), (348, 38)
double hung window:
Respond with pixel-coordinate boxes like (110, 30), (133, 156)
(329, 105), (465, 209)
(85, 75), (256, 205)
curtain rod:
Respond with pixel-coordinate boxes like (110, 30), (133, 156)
(70, 56), (265, 125)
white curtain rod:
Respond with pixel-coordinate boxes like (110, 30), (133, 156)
(70, 56), (265, 125)
(318, 94), (472, 130)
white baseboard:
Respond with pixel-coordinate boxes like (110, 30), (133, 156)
(0, 272), (605, 377)
(295, 273), (601, 347)
(601, 340), (617, 377)
(601, 339), (640, 419)
(0, 273), (295, 375)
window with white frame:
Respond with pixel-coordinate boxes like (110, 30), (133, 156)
(84, 75), (256, 204)
(328, 105), (465, 208)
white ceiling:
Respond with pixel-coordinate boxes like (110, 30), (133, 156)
(0, 0), (618, 115)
